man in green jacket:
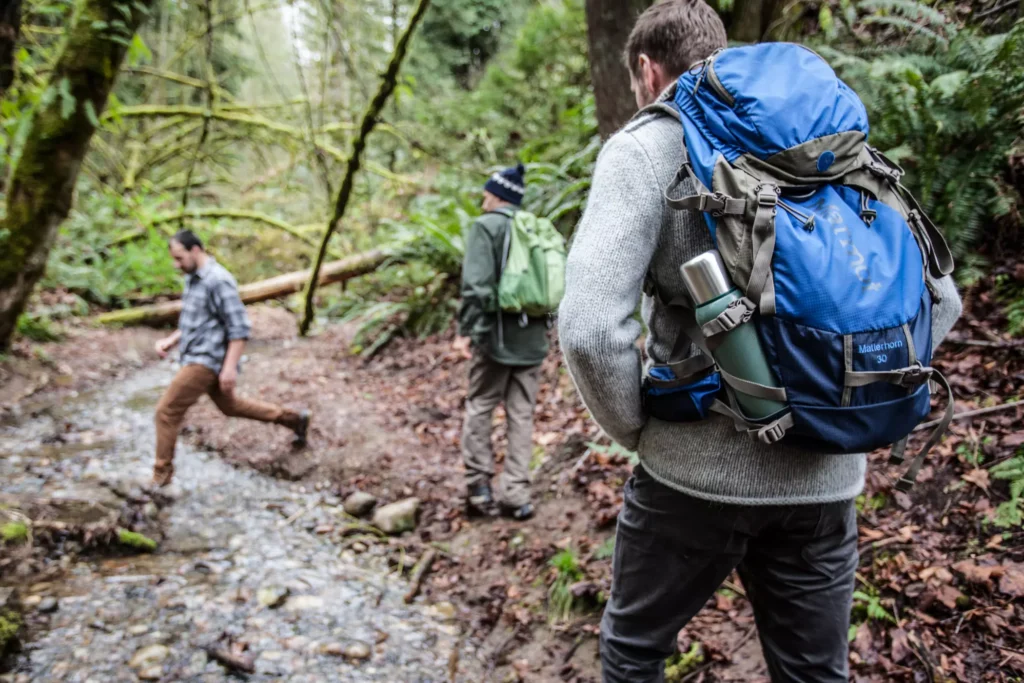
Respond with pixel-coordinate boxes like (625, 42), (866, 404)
(458, 163), (549, 521)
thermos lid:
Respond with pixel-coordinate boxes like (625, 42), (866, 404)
(680, 251), (734, 305)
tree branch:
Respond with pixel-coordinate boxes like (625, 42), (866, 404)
(298, 0), (432, 336)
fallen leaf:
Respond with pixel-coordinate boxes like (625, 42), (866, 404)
(952, 560), (1003, 588)
(920, 566), (954, 584)
(998, 562), (1024, 598)
(1003, 432), (1024, 448)
(935, 585), (966, 610)
(961, 468), (990, 491)
(890, 628), (913, 664)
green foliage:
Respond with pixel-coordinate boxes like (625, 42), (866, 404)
(855, 492), (888, 513)
(117, 528), (157, 552)
(593, 537), (616, 561)
(418, 0), (511, 86)
(990, 453), (1024, 528)
(664, 642), (705, 681)
(997, 275), (1024, 337)
(821, 19), (1024, 260)
(586, 440), (640, 466)
(41, 193), (181, 305)
(852, 588), (896, 627)
(548, 547), (584, 623)
(15, 313), (64, 343)
(1, 521), (28, 544)
(0, 611), (22, 654)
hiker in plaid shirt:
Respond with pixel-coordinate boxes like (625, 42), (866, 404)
(150, 230), (310, 488)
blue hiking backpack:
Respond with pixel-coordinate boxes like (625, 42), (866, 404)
(648, 43), (955, 490)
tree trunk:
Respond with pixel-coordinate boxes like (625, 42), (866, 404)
(0, 0), (21, 97)
(298, 0), (431, 336)
(726, 0), (783, 42)
(0, 0), (155, 350)
(97, 249), (394, 327)
(584, 0), (651, 139)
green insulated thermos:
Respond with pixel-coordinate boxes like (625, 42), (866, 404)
(680, 251), (787, 420)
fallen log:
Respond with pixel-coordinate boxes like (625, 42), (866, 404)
(96, 248), (394, 327)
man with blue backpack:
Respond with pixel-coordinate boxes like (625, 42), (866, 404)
(559, 1), (962, 681)
(459, 163), (566, 521)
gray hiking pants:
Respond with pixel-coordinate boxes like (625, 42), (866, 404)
(601, 465), (858, 683)
(461, 353), (541, 507)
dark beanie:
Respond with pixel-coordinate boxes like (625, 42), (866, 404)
(484, 163), (525, 206)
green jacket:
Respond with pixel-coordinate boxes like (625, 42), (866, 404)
(459, 209), (549, 367)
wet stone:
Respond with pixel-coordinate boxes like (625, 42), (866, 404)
(343, 491), (378, 517)
(285, 595), (324, 611)
(129, 644), (170, 669)
(345, 642), (372, 661)
(372, 498), (420, 535)
(37, 597), (58, 614)
(137, 666), (163, 680)
(257, 585), (290, 609)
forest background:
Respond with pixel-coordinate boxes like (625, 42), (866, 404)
(0, 0), (1021, 353)
(1, 1), (1023, 680)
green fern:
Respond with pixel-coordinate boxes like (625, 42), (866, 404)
(825, 22), (1024, 259)
(990, 454), (1024, 528)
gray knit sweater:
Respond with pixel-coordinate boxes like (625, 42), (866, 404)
(559, 103), (963, 506)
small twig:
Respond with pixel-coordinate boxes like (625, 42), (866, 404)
(204, 646), (256, 674)
(448, 634), (463, 682)
(561, 635), (585, 664)
(485, 625), (523, 675)
(403, 549), (437, 603)
(278, 496), (322, 528)
(722, 579), (747, 599)
(946, 336), (1024, 349)
(915, 402), (1022, 431)
(975, 0), (1019, 19)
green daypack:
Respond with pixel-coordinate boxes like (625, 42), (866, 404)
(497, 209), (567, 317)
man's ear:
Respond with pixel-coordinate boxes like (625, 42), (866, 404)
(642, 55), (667, 99)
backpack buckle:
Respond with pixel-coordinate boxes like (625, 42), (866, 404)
(698, 192), (728, 215)
(755, 186), (779, 209)
(898, 365), (933, 388)
(724, 297), (755, 326)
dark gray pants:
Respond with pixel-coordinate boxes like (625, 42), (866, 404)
(601, 466), (858, 683)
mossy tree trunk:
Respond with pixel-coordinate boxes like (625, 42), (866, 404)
(298, 0), (431, 336)
(0, 0), (155, 350)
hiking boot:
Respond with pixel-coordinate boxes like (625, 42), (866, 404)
(466, 483), (497, 518)
(291, 410), (311, 448)
(499, 502), (535, 521)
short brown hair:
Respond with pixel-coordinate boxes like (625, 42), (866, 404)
(624, 0), (728, 81)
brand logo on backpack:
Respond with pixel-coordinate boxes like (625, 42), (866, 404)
(816, 200), (883, 293)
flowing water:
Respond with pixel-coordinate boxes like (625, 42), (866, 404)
(1, 367), (466, 682)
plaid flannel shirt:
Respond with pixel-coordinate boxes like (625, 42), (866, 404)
(178, 258), (251, 374)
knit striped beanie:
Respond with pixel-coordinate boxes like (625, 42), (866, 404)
(484, 163), (525, 206)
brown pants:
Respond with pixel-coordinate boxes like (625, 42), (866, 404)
(153, 364), (301, 485)
(461, 353), (541, 508)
